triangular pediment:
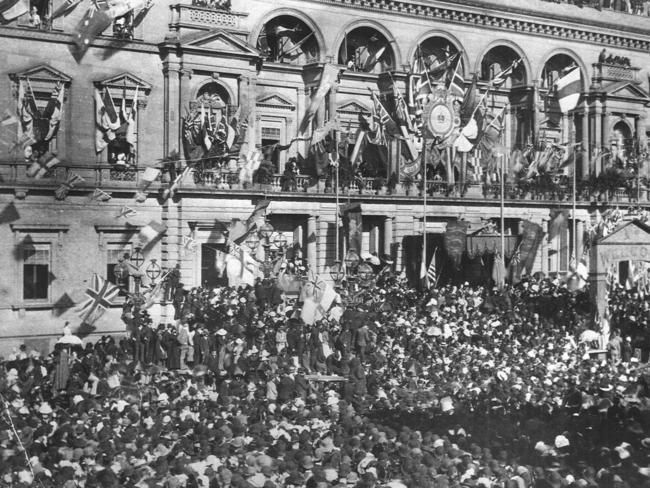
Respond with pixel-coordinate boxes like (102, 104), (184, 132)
(95, 72), (152, 92)
(257, 93), (295, 110)
(180, 28), (260, 57)
(598, 220), (650, 245)
(10, 64), (71, 84)
(602, 81), (650, 100)
(337, 101), (371, 114)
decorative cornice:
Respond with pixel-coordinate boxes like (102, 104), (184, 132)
(308, 0), (650, 52)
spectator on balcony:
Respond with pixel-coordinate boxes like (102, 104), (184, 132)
(29, 6), (41, 28)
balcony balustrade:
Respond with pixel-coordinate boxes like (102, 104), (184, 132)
(0, 160), (646, 203)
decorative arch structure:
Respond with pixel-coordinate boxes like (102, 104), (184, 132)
(588, 220), (650, 320)
(252, 9), (324, 65)
(537, 48), (589, 88)
(334, 20), (400, 73)
(476, 40), (530, 86)
(409, 32), (468, 78)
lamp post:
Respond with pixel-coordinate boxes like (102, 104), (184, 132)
(357, 262), (374, 285)
(245, 232), (260, 253)
(258, 221), (275, 278)
(329, 260), (345, 288)
(146, 259), (162, 284)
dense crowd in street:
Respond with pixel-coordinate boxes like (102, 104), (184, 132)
(2, 274), (650, 487)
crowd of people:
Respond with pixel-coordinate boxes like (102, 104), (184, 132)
(2, 273), (650, 487)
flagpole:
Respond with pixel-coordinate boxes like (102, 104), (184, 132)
(335, 129), (340, 262)
(500, 153), (505, 257)
(422, 134), (427, 288)
(572, 149), (577, 264)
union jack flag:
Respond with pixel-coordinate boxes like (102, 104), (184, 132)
(77, 274), (120, 325)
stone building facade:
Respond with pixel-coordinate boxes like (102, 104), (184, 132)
(0, 0), (649, 353)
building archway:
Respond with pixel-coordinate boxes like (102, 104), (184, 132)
(538, 49), (588, 89)
(254, 12), (322, 65)
(336, 23), (397, 73)
(477, 42), (529, 87)
(409, 34), (466, 80)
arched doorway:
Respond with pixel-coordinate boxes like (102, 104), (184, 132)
(256, 15), (320, 65)
(337, 26), (395, 74)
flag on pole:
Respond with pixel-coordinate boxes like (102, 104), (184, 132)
(92, 188), (112, 201)
(182, 234), (197, 254)
(77, 274), (121, 325)
(426, 247), (438, 289)
(27, 152), (59, 179)
(138, 220), (167, 245)
(51, 0), (83, 19)
(0, 202), (20, 224)
(447, 56), (465, 98)
(115, 206), (136, 219)
(239, 150), (262, 186)
(73, 6), (114, 59)
(492, 253), (506, 290)
(141, 166), (161, 187)
(491, 59), (521, 88)
(299, 63), (340, 133)
(1, 109), (18, 127)
(126, 85), (138, 146)
(1, 0), (28, 20)
(44, 84), (65, 141)
(161, 166), (190, 201)
(556, 66), (582, 114)
(95, 89), (115, 152)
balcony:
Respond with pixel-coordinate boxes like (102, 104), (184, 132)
(0, 160), (646, 204)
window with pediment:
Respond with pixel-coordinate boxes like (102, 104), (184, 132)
(10, 65), (71, 166)
(336, 101), (371, 146)
(94, 73), (151, 174)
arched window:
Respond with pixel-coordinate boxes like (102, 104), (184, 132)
(337, 27), (395, 74)
(257, 15), (320, 65)
(412, 36), (461, 81)
(480, 46), (526, 87)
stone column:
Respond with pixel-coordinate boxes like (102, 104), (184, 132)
(383, 216), (393, 259)
(504, 105), (512, 153)
(163, 60), (182, 157)
(541, 219), (549, 276)
(603, 111), (612, 152)
(637, 114), (647, 148)
(576, 220), (584, 260)
(594, 100), (603, 175)
(581, 101), (590, 178)
(307, 215), (318, 272)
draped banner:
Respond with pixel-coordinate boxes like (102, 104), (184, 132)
(518, 220), (543, 276)
(443, 220), (468, 270)
(342, 203), (363, 254)
(548, 209), (569, 241)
